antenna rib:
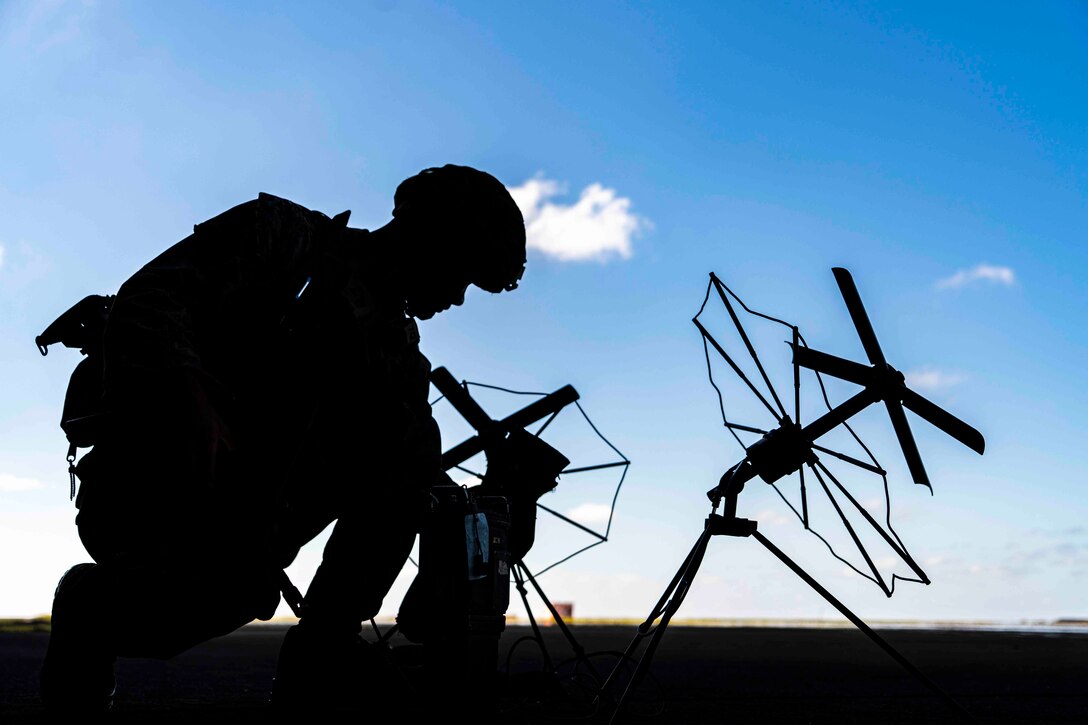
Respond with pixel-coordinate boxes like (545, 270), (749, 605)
(711, 275), (787, 418)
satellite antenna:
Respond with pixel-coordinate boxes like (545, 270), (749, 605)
(424, 366), (630, 682)
(601, 268), (984, 722)
(431, 367), (630, 575)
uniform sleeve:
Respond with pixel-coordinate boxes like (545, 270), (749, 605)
(400, 351), (444, 492)
(102, 194), (327, 405)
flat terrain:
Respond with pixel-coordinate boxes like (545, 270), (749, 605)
(2, 624), (1085, 723)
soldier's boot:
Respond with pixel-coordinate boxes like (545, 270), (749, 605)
(39, 563), (117, 713)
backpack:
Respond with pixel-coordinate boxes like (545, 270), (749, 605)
(36, 195), (360, 504)
(36, 294), (114, 500)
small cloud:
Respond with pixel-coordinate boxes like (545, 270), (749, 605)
(904, 367), (967, 392)
(937, 263), (1016, 290)
(565, 502), (612, 526)
(0, 244), (5, 270)
(0, 473), (44, 492)
(507, 174), (649, 262)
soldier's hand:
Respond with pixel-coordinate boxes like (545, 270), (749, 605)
(481, 429), (569, 502)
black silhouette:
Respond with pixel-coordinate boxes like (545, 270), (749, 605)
(602, 269), (984, 723)
(396, 367), (575, 698)
(36, 165), (526, 714)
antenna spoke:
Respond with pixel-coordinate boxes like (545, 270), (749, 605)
(693, 319), (781, 420)
(562, 461), (629, 475)
(454, 465), (483, 480)
(901, 387), (985, 454)
(536, 503), (608, 541)
(440, 384), (580, 469)
(724, 422), (768, 435)
(814, 460), (929, 583)
(793, 327), (801, 426)
(531, 540), (606, 577)
(810, 463), (891, 596)
(790, 344), (871, 386)
(798, 466), (809, 528)
(885, 399), (930, 488)
(712, 276), (787, 417)
(809, 444), (887, 476)
(832, 267), (886, 367)
(534, 409), (561, 437)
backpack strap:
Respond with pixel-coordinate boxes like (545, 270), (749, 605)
(36, 294), (114, 356)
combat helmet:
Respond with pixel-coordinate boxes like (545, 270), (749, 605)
(393, 165), (526, 293)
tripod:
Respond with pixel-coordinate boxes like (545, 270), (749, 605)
(601, 480), (972, 722)
(510, 561), (603, 684)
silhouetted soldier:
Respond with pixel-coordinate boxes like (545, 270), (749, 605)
(40, 165), (526, 712)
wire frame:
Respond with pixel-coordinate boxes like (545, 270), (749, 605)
(693, 273), (928, 596)
(430, 380), (631, 578)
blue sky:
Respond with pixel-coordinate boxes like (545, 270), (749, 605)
(1, 0), (1086, 623)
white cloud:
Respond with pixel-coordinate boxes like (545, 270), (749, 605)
(904, 367), (967, 392)
(937, 263), (1016, 290)
(565, 502), (612, 526)
(507, 174), (649, 262)
(0, 244), (5, 270)
(0, 473), (44, 492)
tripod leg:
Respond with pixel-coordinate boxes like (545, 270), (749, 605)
(753, 531), (974, 722)
(599, 526), (708, 700)
(516, 561), (599, 681)
(607, 525), (715, 724)
(511, 563), (556, 671)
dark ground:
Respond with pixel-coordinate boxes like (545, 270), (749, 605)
(2, 623), (1085, 723)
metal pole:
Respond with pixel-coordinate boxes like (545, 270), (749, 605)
(753, 531), (974, 722)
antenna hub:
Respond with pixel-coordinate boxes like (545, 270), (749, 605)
(746, 416), (815, 485)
